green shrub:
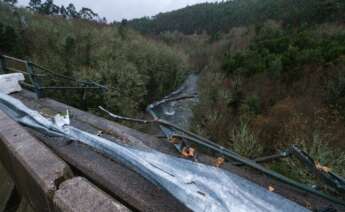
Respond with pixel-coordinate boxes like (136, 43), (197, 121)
(0, 4), (189, 115)
(243, 95), (261, 115)
(222, 27), (345, 79)
(326, 69), (345, 117)
(267, 55), (283, 78)
(0, 22), (23, 56)
(231, 121), (264, 158)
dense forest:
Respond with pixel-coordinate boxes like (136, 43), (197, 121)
(0, 0), (189, 116)
(128, 0), (345, 192)
(128, 0), (345, 35)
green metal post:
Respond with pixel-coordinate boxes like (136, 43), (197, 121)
(80, 87), (88, 111)
(0, 56), (5, 74)
(26, 61), (44, 98)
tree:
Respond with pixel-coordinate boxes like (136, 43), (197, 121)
(100, 17), (107, 24)
(3, 0), (17, 5)
(79, 7), (98, 20)
(39, 0), (59, 15)
(66, 3), (79, 18)
(119, 19), (128, 39)
(0, 23), (18, 55)
(59, 5), (68, 18)
(28, 0), (41, 11)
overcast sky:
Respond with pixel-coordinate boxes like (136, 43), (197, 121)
(17, 0), (218, 21)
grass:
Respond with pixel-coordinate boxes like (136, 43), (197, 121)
(231, 121), (264, 158)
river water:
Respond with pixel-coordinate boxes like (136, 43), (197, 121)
(151, 73), (199, 130)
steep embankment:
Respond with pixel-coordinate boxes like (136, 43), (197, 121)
(0, 2), (189, 116)
(194, 25), (345, 194)
(126, 0), (345, 194)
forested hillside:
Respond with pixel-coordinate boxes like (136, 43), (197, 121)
(128, 0), (345, 34)
(0, 0), (189, 116)
(128, 0), (345, 192)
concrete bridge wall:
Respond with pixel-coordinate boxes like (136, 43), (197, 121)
(0, 110), (130, 212)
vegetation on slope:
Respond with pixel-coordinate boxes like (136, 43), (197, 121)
(148, 1), (345, 195)
(191, 25), (345, 192)
(0, 1), (189, 116)
(128, 0), (345, 35)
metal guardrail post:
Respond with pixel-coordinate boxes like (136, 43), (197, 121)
(80, 87), (88, 111)
(0, 56), (6, 74)
(26, 61), (44, 98)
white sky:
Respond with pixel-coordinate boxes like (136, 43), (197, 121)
(17, 0), (219, 21)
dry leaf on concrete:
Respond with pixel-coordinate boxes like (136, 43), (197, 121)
(213, 157), (225, 167)
(315, 161), (332, 173)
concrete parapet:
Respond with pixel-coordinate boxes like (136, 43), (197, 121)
(53, 177), (131, 212)
(0, 110), (72, 211)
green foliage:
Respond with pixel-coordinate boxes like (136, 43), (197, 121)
(326, 68), (345, 117)
(27, 0), (104, 21)
(128, 0), (345, 35)
(2, 0), (17, 5)
(243, 95), (261, 115)
(231, 121), (263, 158)
(222, 26), (345, 80)
(0, 3), (188, 116)
(0, 22), (23, 56)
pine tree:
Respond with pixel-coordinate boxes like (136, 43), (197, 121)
(66, 3), (79, 18)
(39, 0), (59, 15)
(28, 0), (41, 11)
(79, 7), (98, 20)
(60, 5), (68, 18)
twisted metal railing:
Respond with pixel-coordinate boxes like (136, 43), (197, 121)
(0, 54), (107, 109)
(100, 90), (345, 207)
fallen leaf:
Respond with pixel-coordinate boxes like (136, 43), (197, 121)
(268, 185), (275, 192)
(182, 147), (195, 158)
(303, 200), (312, 209)
(96, 131), (103, 136)
(315, 161), (332, 173)
(170, 137), (180, 144)
(213, 157), (225, 167)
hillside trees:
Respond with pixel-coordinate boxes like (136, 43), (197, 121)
(0, 22), (19, 54)
(128, 0), (345, 35)
(0, 2), (189, 116)
(79, 7), (98, 20)
(2, 0), (16, 5)
(39, 0), (59, 15)
(27, 0), (104, 22)
(66, 3), (78, 18)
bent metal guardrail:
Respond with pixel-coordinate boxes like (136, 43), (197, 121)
(0, 54), (107, 109)
(0, 92), (309, 212)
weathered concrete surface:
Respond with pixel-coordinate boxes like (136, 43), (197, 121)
(0, 110), (73, 212)
(0, 162), (14, 212)
(54, 177), (131, 212)
(29, 131), (190, 212)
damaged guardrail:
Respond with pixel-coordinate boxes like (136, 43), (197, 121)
(99, 82), (345, 208)
(0, 93), (309, 212)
